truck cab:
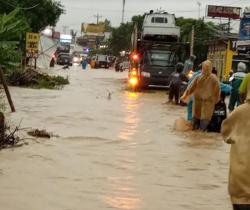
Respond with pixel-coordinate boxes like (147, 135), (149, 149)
(139, 48), (177, 87)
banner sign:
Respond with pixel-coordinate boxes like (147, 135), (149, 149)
(81, 23), (105, 34)
(26, 32), (40, 58)
(239, 17), (250, 40)
(207, 5), (241, 19)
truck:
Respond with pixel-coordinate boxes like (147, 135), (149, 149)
(128, 10), (188, 89)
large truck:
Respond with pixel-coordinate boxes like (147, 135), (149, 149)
(128, 10), (188, 89)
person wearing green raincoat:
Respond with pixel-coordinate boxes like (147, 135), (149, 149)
(228, 62), (247, 112)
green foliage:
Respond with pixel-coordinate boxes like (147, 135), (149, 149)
(0, 9), (29, 68)
(109, 15), (144, 55)
(7, 69), (69, 89)
(99, 19), (112, 32)
(131, 15), (145, 32)
(0, 0), (64, 32)
(35, 75), (70, 89)
(176, 17), (216, 64)
(109, 22), (133, 55)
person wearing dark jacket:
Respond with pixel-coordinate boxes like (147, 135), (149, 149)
(168, 63), (188, 104)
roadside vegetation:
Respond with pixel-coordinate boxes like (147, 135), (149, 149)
(0, 1), (67, 90)
(7, 69), (69, 89)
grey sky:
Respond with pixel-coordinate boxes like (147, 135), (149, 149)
(56, 0), (249, 34)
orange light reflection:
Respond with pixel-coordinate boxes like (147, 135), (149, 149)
(118, 92), (140, 140)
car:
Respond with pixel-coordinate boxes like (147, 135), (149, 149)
(94, 54), (109, 69)
(142, 11), (180, 42)
(119, 61), (130, 72)
(56, 53), (72, 66)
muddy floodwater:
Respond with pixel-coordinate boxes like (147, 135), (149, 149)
(0, 67), (232, 210)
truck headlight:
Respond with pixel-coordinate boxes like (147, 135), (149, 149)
(73, 57), (79, 62)
(141, 71), (151, 78)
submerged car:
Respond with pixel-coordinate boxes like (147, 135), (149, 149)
(57, 53), (73, 66)
(94, 54), (109, 69)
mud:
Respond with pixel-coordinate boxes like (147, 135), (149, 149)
(0, 66), (232, 210)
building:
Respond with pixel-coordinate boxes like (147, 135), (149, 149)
(207, 35), (238, 81)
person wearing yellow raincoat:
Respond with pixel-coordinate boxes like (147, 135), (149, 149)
(181, 60), (220, 131)
(239, 73), (250, 104)
(221, 81), (250, 210)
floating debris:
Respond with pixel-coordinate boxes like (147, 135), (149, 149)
(27, 129), (52, 139)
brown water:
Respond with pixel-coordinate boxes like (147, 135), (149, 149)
(0, 67), (232, 210)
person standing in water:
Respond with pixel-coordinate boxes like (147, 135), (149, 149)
(221, 78), (250, 210)
(181, 60), (220, 131)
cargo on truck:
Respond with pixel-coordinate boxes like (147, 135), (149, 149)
(128, 10), (188, 90)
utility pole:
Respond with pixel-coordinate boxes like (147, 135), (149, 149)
(190, 26), (195, 56)
(197, 1), (201, 19)
(228, 18), (231, 33)
(122, 0), (125, 23)
(62, 25), (69, 34)
(94, 14), (102, 24)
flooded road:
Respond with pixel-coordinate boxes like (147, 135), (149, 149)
(0, 67), (232, 210)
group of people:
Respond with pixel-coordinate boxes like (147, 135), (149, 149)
(168, 57), (250, 210)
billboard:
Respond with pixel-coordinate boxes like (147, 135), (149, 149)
(26, 32), (40, 58)
(207, 5), (241, 19)
(240, 17), (250, 40)
(81, 23), (105, 34)
(60, 34), (72, 43)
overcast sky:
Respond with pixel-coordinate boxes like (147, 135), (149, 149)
(56, 0), (249, 34)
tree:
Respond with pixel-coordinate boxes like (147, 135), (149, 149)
(0, 9), (30, 68)
(98, 19), (112, 32)
(109, 22), (133, 55)
(109, 15), (144, 55)
(176, 17), (216, 64)
(0, 0), (64, 32)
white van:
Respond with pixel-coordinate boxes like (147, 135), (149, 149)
(142, 11), (180, 42)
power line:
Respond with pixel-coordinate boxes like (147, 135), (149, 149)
(0, 0), (40, 10)
(94, 14), (102, 24)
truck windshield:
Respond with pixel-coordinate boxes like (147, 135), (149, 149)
(97, 55), (107, 61)
(146, 50), (175, 67)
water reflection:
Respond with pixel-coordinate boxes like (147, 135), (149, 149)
(118, 91), (140, 140)
(104, 195), (141, 210)
(104, 176), (141, 210)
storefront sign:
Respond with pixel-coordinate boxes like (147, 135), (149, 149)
(207, 5), (241, 19)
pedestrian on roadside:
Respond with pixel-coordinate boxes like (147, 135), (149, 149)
(82, 59), (88, 70)
(228, 62), (247, 112)
(181, 60), (220, 131)
(221, 81), (250, 210)
(239, 72), (250, 104)
(168, 63), (187, 104)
